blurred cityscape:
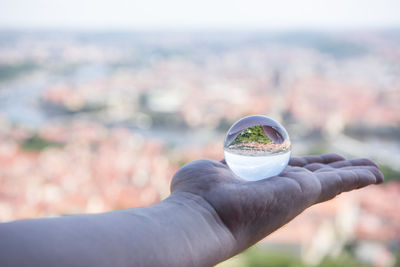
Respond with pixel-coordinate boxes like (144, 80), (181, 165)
(0, 30), (399, 266)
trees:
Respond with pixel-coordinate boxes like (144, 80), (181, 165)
(230, 126), (272, 146)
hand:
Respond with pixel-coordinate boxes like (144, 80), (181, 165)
(170, 154), (383, 254)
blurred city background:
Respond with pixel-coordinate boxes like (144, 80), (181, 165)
(0, 0), (399, 266)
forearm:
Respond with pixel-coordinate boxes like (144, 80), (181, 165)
(0, 192), (236, 267)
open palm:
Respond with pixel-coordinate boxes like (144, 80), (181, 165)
(171, 153), (383, 253)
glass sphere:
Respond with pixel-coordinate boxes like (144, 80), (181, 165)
(224, 115), (291, 181)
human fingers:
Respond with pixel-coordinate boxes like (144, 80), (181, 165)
(315, 167), (380, 203)
(303, 163), (332, 172)
(335, 165), (383, 184)
(289, 153), (345, 167)
(305, 158), (382, 180)
(314, 165), (383, 184)
(328, 158), (379, 168)
(300, 158), (380, 173)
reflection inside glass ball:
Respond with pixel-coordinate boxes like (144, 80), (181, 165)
(224, 115), (291, 181)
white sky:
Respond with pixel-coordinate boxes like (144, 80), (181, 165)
(0, 0), (399, 30)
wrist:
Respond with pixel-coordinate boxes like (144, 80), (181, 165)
(161, 192), (237, 264)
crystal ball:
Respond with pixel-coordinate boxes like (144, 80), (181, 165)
(224, 115), (291, 181)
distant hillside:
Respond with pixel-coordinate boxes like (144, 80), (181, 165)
(230, 125), (272, 146)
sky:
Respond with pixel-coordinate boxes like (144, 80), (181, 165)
(0, 0), (399, 30)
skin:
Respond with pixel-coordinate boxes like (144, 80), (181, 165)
(0, 154), (383, 267)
